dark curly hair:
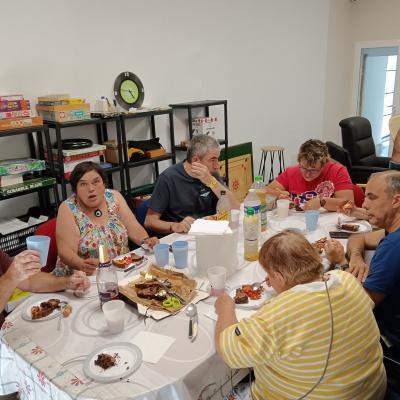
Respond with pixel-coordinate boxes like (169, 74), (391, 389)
(297, 139), (329, 166)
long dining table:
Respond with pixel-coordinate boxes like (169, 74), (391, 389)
(0, 208), (371, 400)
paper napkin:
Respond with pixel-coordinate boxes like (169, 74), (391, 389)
(131, 331), (175, 364)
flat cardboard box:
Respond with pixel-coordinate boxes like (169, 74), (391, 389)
(37, 109), (91, 122)
(145, 148), (166, 158)
(0, 116), (42, 130)
(36, 103), (90, 111)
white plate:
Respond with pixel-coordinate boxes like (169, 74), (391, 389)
(21, 294), (70, 322)
(229, 285), (276, 310)
(270, 218), (307, 233)
(83, 342), (142, 383)
(112, 254), (148, 272)
(326, 220), (372, 234)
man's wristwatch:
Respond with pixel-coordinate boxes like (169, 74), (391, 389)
(320, 198), (326, 208)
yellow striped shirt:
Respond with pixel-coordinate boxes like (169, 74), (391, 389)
(220, 270), (386, 399)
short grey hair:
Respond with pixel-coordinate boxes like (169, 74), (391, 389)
(370, 170), (400, 196)
(187, 134), (220, 162)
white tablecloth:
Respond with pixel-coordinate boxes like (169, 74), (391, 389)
(0, 210), (367, 400)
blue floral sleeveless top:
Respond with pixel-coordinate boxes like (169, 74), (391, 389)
(53, 189), (129, 276)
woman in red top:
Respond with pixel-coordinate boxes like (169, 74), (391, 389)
(266, 139), (354, 211)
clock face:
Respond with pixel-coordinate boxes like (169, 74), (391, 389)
(114, 71), (144, 110)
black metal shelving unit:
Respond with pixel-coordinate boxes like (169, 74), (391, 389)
(169, 100), (229, 183)
(119, 108), (176, 204)
(44, 117), (125, 200)
(0, 124), (59, 209)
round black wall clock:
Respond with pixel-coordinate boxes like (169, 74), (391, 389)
(114, 71), (145, 110)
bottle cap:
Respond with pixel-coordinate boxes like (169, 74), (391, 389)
(246, 207), (254, 215)
(98, 244), (110, 264)
(220, 190), (226, 195)
(255, 175), (263, 181)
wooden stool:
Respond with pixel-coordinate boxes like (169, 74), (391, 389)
(258, 146), (286, 182)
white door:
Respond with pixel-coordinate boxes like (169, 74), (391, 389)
(353, 42), (400, 154)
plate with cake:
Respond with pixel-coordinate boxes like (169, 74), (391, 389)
(229, 284), (276, 310)
(83, 342), (142, 383)
(325, 220), (372, 234)
(21, 294), (70, 322)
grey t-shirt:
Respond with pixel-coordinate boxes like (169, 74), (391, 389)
(149, 162), (222, 222)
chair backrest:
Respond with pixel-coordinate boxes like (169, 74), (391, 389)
(326, 141), (352, 170)
(35, 218), (57, 273)
(352, 184), (365, 208)
(135, 198), (150, 226)
(339, 116), (377, 166)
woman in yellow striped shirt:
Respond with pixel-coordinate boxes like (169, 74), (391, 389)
(215, 230), (386, 399)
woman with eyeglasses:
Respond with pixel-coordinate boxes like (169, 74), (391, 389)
(265, 139), (354, 211)
(54, 162), (158, 276)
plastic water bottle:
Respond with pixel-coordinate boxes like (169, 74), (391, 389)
(96, 244), (119, 308)
(252, 175), (267, 232)
(216, 190), (231, 220)
(243, 207), (259, 261)
(244, 188), (261, 231)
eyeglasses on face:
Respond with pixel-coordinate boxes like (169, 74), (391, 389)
(298, 164), (322, 174)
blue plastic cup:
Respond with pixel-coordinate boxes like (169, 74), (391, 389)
(26, 235), (50, 266)
(154, 243), (170, 267)
(171, 240), (188, 269)
(305, 210), (320, 231)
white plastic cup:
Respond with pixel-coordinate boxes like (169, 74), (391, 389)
(305, 210), (320, 231)
(276, 199), (290, 218)
(229, 209), (240, 230)
(207, 266), (227, 296)
(171, 240), (188, 269)
(102, 300), (125, 334)
(154, 243), (170, 267)
(26, 235), (50, 266)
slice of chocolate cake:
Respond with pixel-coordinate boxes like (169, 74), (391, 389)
(234, 288), (249, 304)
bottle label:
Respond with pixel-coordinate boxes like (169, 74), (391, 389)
(244, 205), (260, 215)
(260, 204), (267, 229)
(244, 218), (258, 240)
(99, 261), (111, 268)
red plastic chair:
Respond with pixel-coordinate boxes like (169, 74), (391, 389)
(353, 184), (365, 208)
(35, 218), (58, 273)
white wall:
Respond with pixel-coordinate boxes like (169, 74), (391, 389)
(323, 0), (400, 145)
(0, 0), (330, 218)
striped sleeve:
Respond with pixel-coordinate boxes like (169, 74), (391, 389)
(219, 314), (275, 369)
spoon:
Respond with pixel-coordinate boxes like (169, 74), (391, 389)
(185, 303), (198, 341)
(251, 279), (266, 291)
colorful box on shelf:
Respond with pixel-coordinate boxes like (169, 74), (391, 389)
(45, 147), (105, 162)
(0, 116), (43, 131)
(0, 99), (30, 112)
(0, 174), (23, 188)
(0, 158), (46, 176)
(46, 143), (106, 158)
(192, 116), (218, 137)
(37, 109), (91, 122)
(0, 177), (56, 196)
(54, 155), (101, 173)
(145, 148), (166, 158)
(0, 109), (31, 119)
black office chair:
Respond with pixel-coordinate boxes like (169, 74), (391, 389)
(339, 116), (390, 183)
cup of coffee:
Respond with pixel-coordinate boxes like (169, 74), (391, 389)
(26, 235), (50, 266)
